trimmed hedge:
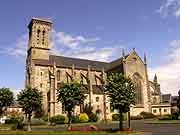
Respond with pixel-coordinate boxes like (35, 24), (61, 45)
(159, 113), (179, 120)
(140, 112), (156, 119)
(130, 115), (142, 120)
(50, 115), (65, 124)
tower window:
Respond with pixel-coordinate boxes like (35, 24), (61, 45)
(37, 29), (40, 37)
(57, 70), (60, 81)
(42, 30), (45, 45)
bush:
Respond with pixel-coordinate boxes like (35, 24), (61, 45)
(112, 113), (127, 121)
(79, 113), (89, 123)
(140, 112), (156, 119)
(172, 112), (179, 120)
(11, 119), (25, 130)
(130, 115), (142, 120)
(42, 115), (48, 122)
(31, 118), (46, 125)
(72, 115), (79, 123)
(50, 115), (65, 124)
(158, 115), (172, 120)
(112, 114), (119, 121)
(89, 113), (98, 122)
(5, 117), (18, 124)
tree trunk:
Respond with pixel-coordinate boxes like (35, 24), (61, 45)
(27, 113), (32, 131)
(68, 112), (72, 130)
(127, 111), (131, 129)
(119, 109), (123, 131)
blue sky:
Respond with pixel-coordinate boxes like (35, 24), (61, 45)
(0, 0), (180, 95)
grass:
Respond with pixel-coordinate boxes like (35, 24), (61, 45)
(0, 130), (142, 135)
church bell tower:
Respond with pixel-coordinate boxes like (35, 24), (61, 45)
(27, 18), (52, 60)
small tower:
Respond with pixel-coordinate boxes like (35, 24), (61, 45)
(27, 18), (52, 60)
(153, 74), (158, 84)
(144, 52), (147, 65)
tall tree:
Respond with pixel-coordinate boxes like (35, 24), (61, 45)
(17, 87), (42, 131)
(0, 88), (14, 115)
(177, 90), (180, 114)
(105, 73), (135, 131)
(57, 81), (86, 130)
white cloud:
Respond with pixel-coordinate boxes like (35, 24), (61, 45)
(0, 35), (27, 57)
(55, 32), (100, 48)
(174, 8), (180, 17)
(1, 31), (121, 62)
(157, 0), (180, 17)
(149, 39), (180, 95)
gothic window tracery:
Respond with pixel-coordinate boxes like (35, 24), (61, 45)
(133, 73), (143, 105)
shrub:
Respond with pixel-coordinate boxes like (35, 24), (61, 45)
(140, 112), (156, 119)
(158, 115), (172, 120)
(42, 115), (48, 122)
(31, 118), (46, 125)
(172, 112), (179, 120)
(11, 119), (25, 130)
(130, 115), (142, 120)
(79, 113), (89, 123)
(112, 113), (127, 121)
(89, 113), (98, 122)
(72, 115), (79, 123)
(50, 115), (65, 124)
(5, 117), (18, 124)
(112, 114), (119, 121)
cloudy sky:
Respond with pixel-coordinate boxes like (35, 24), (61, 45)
(0, 0), (180, 95)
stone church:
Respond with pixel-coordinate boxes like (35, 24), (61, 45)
(25, 18), (167, 119)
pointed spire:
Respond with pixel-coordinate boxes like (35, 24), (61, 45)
(144, 52), (147, 65)
(133, 48), (135, 51)
(153, 73), (157, 83)
(122, 48), (125, 58)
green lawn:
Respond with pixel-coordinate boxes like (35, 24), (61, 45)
(0, 130), (142, 135)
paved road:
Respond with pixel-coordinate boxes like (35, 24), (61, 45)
(107, 121), (180, 135)
(33, 120), (180, 135)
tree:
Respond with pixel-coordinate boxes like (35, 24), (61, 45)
(177, 90), (180, 114)
(0, 88), (14, 115)
(57, 81), (86, 129)
(105, 73), (135, 131)
(17, 87), (42, 131)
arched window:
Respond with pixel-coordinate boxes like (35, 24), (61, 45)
(133, 73), (143, 105)
(57, 70), (60, 81)
(42, 30), (45, 45)
(153, 97), (157, 104)
(37, 29), (40, 44)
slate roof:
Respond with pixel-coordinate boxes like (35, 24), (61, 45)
(33, 55), (127, 72)
(161, 94), (171, 103)
(50, 55), (110, 71)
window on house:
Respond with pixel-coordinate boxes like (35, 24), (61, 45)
(164, 109), (167, 112)
(153, 109), (157, 113)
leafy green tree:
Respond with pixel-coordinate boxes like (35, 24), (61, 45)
(177, 90), (180, 114)
(105, 73), (135, 130)
(57, 81), (86, 129)
(0, 88), (14, 115)
(17, 87), (42, 131)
